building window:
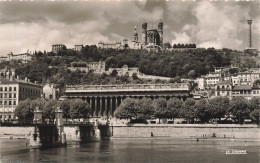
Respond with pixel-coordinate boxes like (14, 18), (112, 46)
(9, 93), (12, 98)
(0, 101), (2, 105)
(14, 87), (16, 91)
(0, 93), (2, 98)
(217, 92), (220, 96)
(5, 87), (7, 91)
(13, 93), (16, 98)
(4, 101), (7, 105)
(253, 91), (256, 94)
(9, 101), (12, 105)
(4, 94), (7, 98)
(227, 92), (230, 96)
(0, 87), (2, 91)
(13, 101), (16, 105)
(9, 87), (12, 91)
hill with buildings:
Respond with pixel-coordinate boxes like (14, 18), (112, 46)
(0, 45), (259, 96)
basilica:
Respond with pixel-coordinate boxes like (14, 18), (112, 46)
(98, 21), (163, 50)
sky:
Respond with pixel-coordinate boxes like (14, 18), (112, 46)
(0, 0), (259, 56)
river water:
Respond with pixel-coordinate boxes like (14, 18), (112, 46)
(1, 138), (259, 163)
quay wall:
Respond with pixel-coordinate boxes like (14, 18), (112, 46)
(1, 124), (259, 139)
(110, 124), (260, 139)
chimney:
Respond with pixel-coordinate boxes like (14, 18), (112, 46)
(25, 77), (28, 82)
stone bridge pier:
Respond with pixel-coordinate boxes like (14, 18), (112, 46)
(29, 107), (67, 147)
(29, 107), (105, 147)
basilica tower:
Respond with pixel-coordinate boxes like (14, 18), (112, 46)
(142, 22), (147, 45)
(158, 21), (163, 47)
(133, 26), (138, 42)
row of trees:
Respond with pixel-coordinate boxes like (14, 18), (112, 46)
(172, 44), (196, 48)
(14, 98), (91, 124)
(115, 97), (260, 124)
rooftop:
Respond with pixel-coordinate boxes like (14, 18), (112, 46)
(233, 85), (252, 91)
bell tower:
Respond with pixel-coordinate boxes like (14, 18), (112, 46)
(158, 21), (163, 48)
(142, 22), (147, 45)
(133, 26), (138, 42)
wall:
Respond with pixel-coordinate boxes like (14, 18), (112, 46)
(1, 124), (259, 139)
(110, 124), (260, 139)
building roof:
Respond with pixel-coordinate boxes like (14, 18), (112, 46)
(217, 80), (231, 85)
(233, 85), (252, 91)
(0, 78), (42, 87)
(52, 44), (66, 46)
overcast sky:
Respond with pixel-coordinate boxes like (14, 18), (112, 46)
(0, 0), (259, 56)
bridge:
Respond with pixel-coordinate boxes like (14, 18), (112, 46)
(60, 83), (191, 117)
(30, 107), (105, 147)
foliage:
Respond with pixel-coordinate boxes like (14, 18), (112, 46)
(14, 99), (33, 123)
(180, 98), (196, 123)
(166, 98), (183, 118)
(115, 98), (154, 120)
(69, 99), (91, 119)
(42, 99), (60, 122)
(194, 99), (211, 123)
(248, 97), (260, 122)
(228, 97), (250, 124)
(207, 97), (229, 120)
(153, 98), (169, 120)
(60, 99), (71, 120)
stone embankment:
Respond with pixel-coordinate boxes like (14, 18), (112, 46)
(1, 124), (259, 139)
(110, 124), (260, 139)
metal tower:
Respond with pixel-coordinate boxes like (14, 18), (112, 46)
(247, 20), (253, 48)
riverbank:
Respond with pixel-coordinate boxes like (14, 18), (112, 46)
(110, 124), (260, 139)
(1, 124), (259, 139)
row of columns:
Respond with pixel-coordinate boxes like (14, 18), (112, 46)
(80, 95), (187, 118)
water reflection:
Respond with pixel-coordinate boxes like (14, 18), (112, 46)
(1, 138), (259, 162)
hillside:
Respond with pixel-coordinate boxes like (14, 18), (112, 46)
(0, 46), (259, 95)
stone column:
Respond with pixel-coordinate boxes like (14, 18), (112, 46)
(115, 97), (118, 109)
(110, 97), (113, 117)
(94, 96), (97, 117)
(99, 97), (103, 117)
(89, 97), (93, 117)
(104, 97), (108, 117)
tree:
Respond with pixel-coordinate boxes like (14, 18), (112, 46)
(43, 99), (60, 122)
(153, 98), (168, 123)
(60, 99), (71, 122)
(229, 97), (249, 124)
(136, 98), (155, 119)
(114, 98), (139, 119)
(132, 73), (139, 80)
(14, 99), (33, 123)
(114, 98), (154, 120)
(207, 97), (229, 121)
(30, 98), (47, 111)
(180, 98), (196, 123)
(248, 97), (260, 123)
(110, 69), (118, 77)
(195, 99), (210, 123)
(188, 70), (196, 78)
(167, 98), (183, 120)
(69, 99), (91, 120)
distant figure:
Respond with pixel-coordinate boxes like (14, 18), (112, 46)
(151, 132), (153, 137)
(197, 138), (199, 142)
(213, 133), (216, 137)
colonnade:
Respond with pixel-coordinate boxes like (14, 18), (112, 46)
(80, 95), (187, 118)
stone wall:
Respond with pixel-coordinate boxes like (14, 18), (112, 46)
(1, 124), (259, 139)
(0, 127), (34, 136)
(110, 124), (260, 139)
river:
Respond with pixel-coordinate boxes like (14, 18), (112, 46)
(1, 138), (259, 162)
